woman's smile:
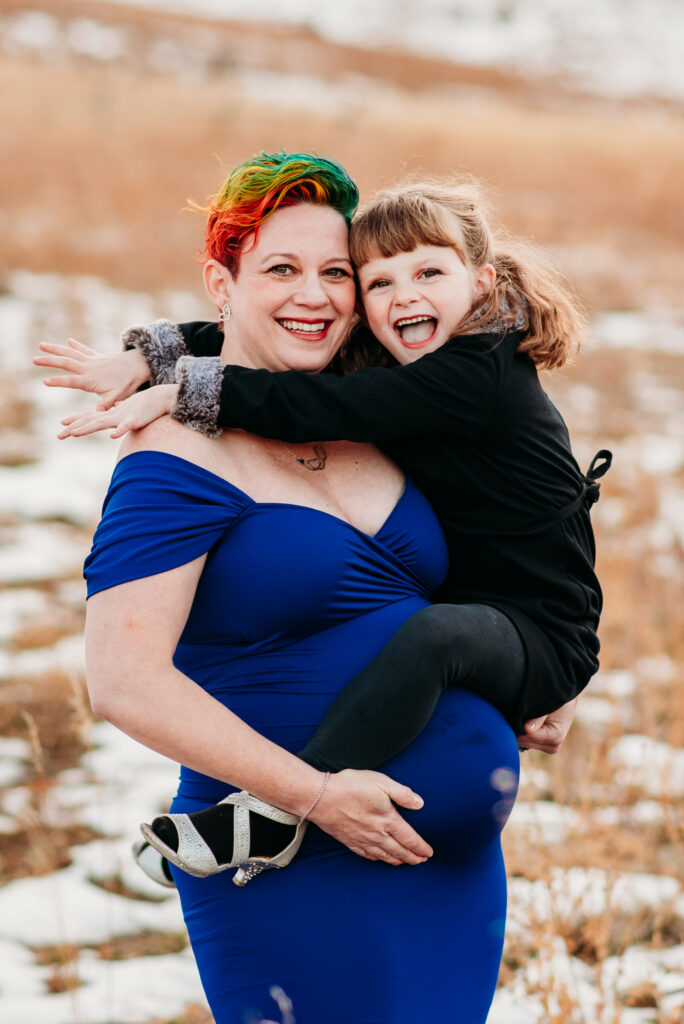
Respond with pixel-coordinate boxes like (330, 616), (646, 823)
(212, 203), (356, 373)
(276, 316), (335, 341)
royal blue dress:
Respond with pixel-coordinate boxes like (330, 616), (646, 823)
(85, 451), (519, 1024)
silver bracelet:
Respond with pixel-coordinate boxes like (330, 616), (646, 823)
(300, 771), (331, 821)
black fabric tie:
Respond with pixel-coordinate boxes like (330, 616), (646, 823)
(583, 449), (612, 508)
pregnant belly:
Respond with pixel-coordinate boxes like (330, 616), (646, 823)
(176, 599), (520, 859)
(378, 687), (520, 862)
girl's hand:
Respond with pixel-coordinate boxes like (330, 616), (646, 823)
(58, 384), (178, 439)
(34, 340), (150, 409)
(309, 768), (433, 866)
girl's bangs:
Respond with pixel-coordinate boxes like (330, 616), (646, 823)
(350, 198), (463, 267)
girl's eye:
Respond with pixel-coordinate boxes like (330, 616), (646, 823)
(366, 279), (389, 291)
(421, 267), (442, 279)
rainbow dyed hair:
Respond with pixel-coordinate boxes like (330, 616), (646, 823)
(200, 151), (359, 273)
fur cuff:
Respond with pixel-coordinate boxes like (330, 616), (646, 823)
(121, 318), (189, 386)
(171, 356), (224, 438)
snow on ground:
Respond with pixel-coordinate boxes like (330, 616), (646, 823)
(593, 311), (684, 357)
(0, 270), (682, 1022)
(4, 2), (684, 104)
(71, 0), (684, 102)
(0, 721), (202, 1024)
(611, 735), (684, 799)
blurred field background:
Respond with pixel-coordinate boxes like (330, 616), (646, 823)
(0, 1), (682, 1022)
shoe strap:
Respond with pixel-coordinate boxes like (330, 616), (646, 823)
(232, 803), (252, 863)
(174, 814), (221, 871)
(222, 790), (300, 827)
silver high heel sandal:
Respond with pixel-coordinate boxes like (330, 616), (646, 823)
(139, 791), (307, 887)
(132, 838), (177, 889)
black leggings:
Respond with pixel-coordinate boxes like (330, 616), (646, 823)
(299, 603), (527, 773)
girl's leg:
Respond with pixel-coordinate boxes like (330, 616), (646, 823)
(147, 603), (525, 873)
(300, 603), (526, 772)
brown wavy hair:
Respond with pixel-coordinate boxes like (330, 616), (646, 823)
(346, 178), (587, 371)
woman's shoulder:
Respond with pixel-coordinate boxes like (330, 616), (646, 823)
(116, 415), (216, 467)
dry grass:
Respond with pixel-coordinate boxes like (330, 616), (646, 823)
(0, 0), (683, 311)
(146, 1008), (214, 1024)
(91, 872), (168, 904)
(0, 675), (101, 883)
(0, 4), (682, 1022)
(0, 670), (90, 777)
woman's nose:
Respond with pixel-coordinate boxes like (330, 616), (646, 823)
(293, 274), (328, 307)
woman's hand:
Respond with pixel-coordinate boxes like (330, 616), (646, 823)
(34, 339), (150, 409)
(518, 695), (579, 755)
(58, 384), (178, 439)
(309, 768), (433, 866)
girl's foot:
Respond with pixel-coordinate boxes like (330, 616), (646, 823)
(140, 791), (305, 885)
(132, 838), (176, 889)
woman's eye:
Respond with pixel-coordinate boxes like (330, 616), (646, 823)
(325, 267), (351, 280)
(268, 264), (294, 276)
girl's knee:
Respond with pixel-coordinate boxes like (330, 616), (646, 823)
(402, 604), (473, 656)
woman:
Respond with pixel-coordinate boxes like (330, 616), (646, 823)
(80, 153), (520, 1023)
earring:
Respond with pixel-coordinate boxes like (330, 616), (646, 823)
(219, 302), (232, 324)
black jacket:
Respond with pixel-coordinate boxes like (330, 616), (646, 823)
(172, 320), (609, 729)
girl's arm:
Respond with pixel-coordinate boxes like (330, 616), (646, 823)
(167, 321), (521, 443)
(40, 317), (523, 443)
(54, 326), (524, 442)
(87, 552), (430, 866)
(35, 339), (151, 409)
(174, 339), (507, 442)
(34, 321), (219, 411)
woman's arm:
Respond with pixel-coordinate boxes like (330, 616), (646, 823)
(87, 555), (431, 866)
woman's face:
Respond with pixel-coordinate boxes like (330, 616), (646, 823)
(357, 244), (494, 365)
(217, 204), (356, 373)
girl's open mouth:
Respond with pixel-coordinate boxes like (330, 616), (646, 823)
(277, 318), (332, 341)
(394, 315), (438, 348)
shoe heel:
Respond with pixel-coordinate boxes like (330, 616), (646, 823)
(233, 861), (274, 887)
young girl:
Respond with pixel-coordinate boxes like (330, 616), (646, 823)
(41, 178), (610, 884)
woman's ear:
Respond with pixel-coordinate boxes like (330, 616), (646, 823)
(475, 263), (496, 298)
(203, 260), (233, 312)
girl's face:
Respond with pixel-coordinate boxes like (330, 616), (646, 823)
(206, 203), (356, 373)
(357, 244), (495, 364)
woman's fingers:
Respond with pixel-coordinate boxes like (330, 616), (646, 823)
(377, 834), (428, 865)
(386, 817), (433, 861)
(365, 847), (403, 866)
(355, 825), (430, 865)
(354, 806), (433, 863)
(379, 777), (424, 811)
(313, 768), (433, 865)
